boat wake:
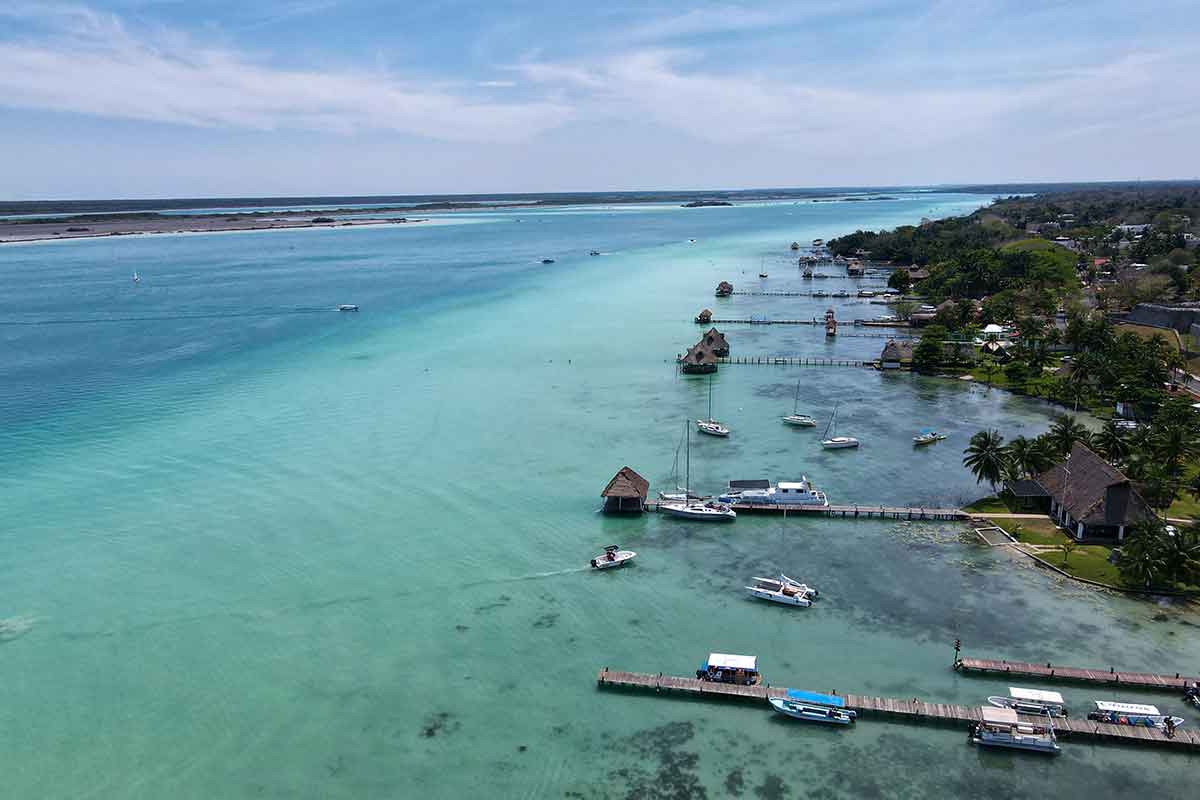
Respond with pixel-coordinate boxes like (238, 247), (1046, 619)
(0, 615), (36, 643)
(463, 567), (589, 589)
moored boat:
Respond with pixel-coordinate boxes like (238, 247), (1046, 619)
(782, 379), (817, 427)
(970, 707), (1060, 754)
(769, 691), (856, 725)
(912, 429), (946, 446)
(696, 653), (760, 685)
(1086, 701), (1185, 729)
(988, 688), (1068, 718)
(745, 575), (819, 606)
(718, 478), (828, 506)
(590, 545), (636, 569)
(660, 499), (737, 521)
(696, 377), (730, 437)
(821, 403), (859, 449)
(337, 303), (359, 312)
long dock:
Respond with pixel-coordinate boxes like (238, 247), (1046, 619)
(644, 500), (967, 520)
(596, 669), (1200, 751)
(956, 657), (1200, 690)
(715, 356), (870, 367)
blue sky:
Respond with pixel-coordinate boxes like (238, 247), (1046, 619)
(1, 1), (1197, 198)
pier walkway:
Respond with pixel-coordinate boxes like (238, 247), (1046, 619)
(644, 500), (966, 520)
(955, 657), (1200, 690)
(596, 669), (1200, 751)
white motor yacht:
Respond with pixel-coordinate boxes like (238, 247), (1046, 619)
(718, 478), (828, 506)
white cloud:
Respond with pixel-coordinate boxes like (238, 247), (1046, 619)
(0, 4), (573, 142)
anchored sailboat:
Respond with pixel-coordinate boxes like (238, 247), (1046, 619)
(696, 376), (729, 437)
(782, 379), (817, 427)
(821, 402), (859, 449)
(660, 421), (736, 521)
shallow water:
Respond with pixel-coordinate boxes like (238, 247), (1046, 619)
(1, 195), (1196, 798)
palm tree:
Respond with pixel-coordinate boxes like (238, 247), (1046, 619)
(1006, 435), (1052, 479)
(1153, 421), (1200, 480)
(963, 430), (1008, 491)
(1162, 528), (1200, 586)
(1118, 522), (1168, 589)
(1092, 420), (1130, 465)
(1048, 414), (1089, 458)
(977, 358), (999, 389)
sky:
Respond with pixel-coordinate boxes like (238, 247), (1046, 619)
(0, 0), (1197, 199)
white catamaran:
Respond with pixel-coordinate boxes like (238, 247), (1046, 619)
(745, 575), (819, 607)
(820, 402), (859, 449)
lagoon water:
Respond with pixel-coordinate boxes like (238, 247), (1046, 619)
(1, 194), (1196, 798)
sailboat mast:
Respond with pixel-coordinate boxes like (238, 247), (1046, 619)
(707, 377), (713, 421)
(685, 419), (691, 493)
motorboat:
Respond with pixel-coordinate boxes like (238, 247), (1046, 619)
(970, 707), (1060, 754)
(132, 271), (140, 284)
(782, 379), (817, 427)
(1184, 684), (1200, 709)
(541, 258), (555, 264)
(769, 692), (856, 725)
(718, 478), (828, 507)
(758, 272), (768, 279)
(697, 653), (760, 685)
(812, 238), (824, 246)
(1087, 701), (1185, 729)
(590, 545), (636, 570)
(988, 688), (1068, 718)
(802, 267), (814, 279)
(812, 290), (828, 298)
(337, 304), (359, 312)
(912, 429), (947, 446)
(821, 403), (859, 449)
(589, 250), (600, 256)
(857, 290), (876, 298)
(660, 499), (737, 521)
(746, 575), (819, 606)
(832, 290), (850, 298)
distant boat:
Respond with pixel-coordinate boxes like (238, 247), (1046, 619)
(912, 429), (946, 446)
(337, 304), (359, 312)
(758, 272), (768, 279)
(821, 402), (859, 449)
(988, 688), (1068, 718)
(782, 379), (817, 427)
(131, 271), (140, 284)
(812, 238), (824, 246)
(541, 258), (555, 264)
(832, 289), (850, 298)
(589, 250), (600, 256)
(790, 242), (800, 250)
(746, 575), (819, 607)
(696, 376), (730, 437)
(590, 545), (636, 570)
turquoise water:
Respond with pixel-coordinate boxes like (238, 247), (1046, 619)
(1, 195), (1196, 798)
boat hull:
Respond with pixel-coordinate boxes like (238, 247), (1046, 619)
(821, 438), (859, 449)
(746, 587), (811, 606)
(782, 415), (817, 427)
(769, 697), (854, 725)
(660, 503), (737, 521)
(591, 551), (636, 569)
(971, 734), (1060, 754)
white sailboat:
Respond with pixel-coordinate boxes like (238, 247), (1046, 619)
(131, 271), (140, 284)
(696, 376), (730, 437)
(782, 379), (817, 426)
(660, 421), (736, 522)
(658, 429), (709, 501)
(821, 402), (859, 449)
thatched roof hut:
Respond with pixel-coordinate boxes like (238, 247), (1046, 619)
(880, 339), (913, 368)
(678, 342), (718, 373)
(701, 327), (729, 356)
(1036, 443), (1152, 540)
(716, 281), (734, 297)
(695, 308), (713, 324)
(601, 466), (649, 514)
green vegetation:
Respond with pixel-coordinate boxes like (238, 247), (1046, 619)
(961, 495), (1012, 514)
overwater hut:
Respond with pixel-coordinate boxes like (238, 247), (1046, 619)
(601, 466), (650, 514)
(678, 342), (718, 374)
(695, 308), (713, 324)
(790, 241), (800, 250)
(880, 339), (913, 369)
(716, 281), (734, 297)
(824, 308), (837, 337)
(702, 327), (729, 357)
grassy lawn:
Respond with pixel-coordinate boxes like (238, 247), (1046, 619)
(1039, 546), (1125, 586)
(962, 495), (1013, 513)
(1166, 493), (1200, 520)
(993, 517), (1067, 546)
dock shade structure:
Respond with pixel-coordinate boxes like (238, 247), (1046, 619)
(678, 342), (718, 374)
(715, 281), (734, 297)
(701, 327), (729, 357)
(695, 308), (713, 324)
(601, 466), (649, 514)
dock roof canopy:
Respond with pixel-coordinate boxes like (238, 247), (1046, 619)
(601, 466), (649, 499)
(707, 653), (757, 671)
(980, 707), (1019, 725)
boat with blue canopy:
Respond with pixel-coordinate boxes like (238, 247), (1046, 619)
(769, 690), (856, 725)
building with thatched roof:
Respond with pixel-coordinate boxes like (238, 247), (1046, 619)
(678, 341), (718, 373)
(715, 281), (734, 297)
(1035, 443), (1152, 541)
(695, 308), (713, 324)
(601, 466), (649, 513)
(879, 339), (913, 369)
(701, 327), (729, 357)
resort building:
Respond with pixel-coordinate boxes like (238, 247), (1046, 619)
(679, 341), (718, 374)
(701, 327), (730, 357)
(601, 467), (649, 514)
(879, 339), (913, 369)
(695, 308), (713, 324)
(1035, 443), (1153, 541)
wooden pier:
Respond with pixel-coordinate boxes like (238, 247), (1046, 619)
(713, 355), (871, 367)
(596, 669), (1200, 751)
(956, 657), (1200, 691)
(644, 500), (967, 520)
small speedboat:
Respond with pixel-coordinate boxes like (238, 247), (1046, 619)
(746, 575), (818, 607)
(696, 419), (730, 437)
(541, 258), (555, 264)
(782, 414), (817, 427)
(912, 429), (946, 446)
(832, 290), (850, 298)
(769, 694), (856, 725)
(812, 290), (828, 298)
(591, 545), (636, 569)
(589, 250), (600, 256)
(659, 500), (737, 521)
(337, 304), (359, 312)
(131, 271), (140, 284)
(812, 239), (824, 247)
(988, 688), (1068, 718)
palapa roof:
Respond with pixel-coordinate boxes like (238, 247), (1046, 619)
(1035, 443), (1152, 526)
(602, 466), (649, 499)
(1006, 479), (1049, 498)
(680, 341), (718, 365)
(880, 339), (913, 361)
(703, 327), (728, 351)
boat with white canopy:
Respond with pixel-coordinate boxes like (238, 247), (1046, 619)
(590, 545), (636, 570)
(1087, 701), (1184, 729)
(988, 688), (1068, 717)
(970, 707), (1060, 754)
(718, 478), (827, 506)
